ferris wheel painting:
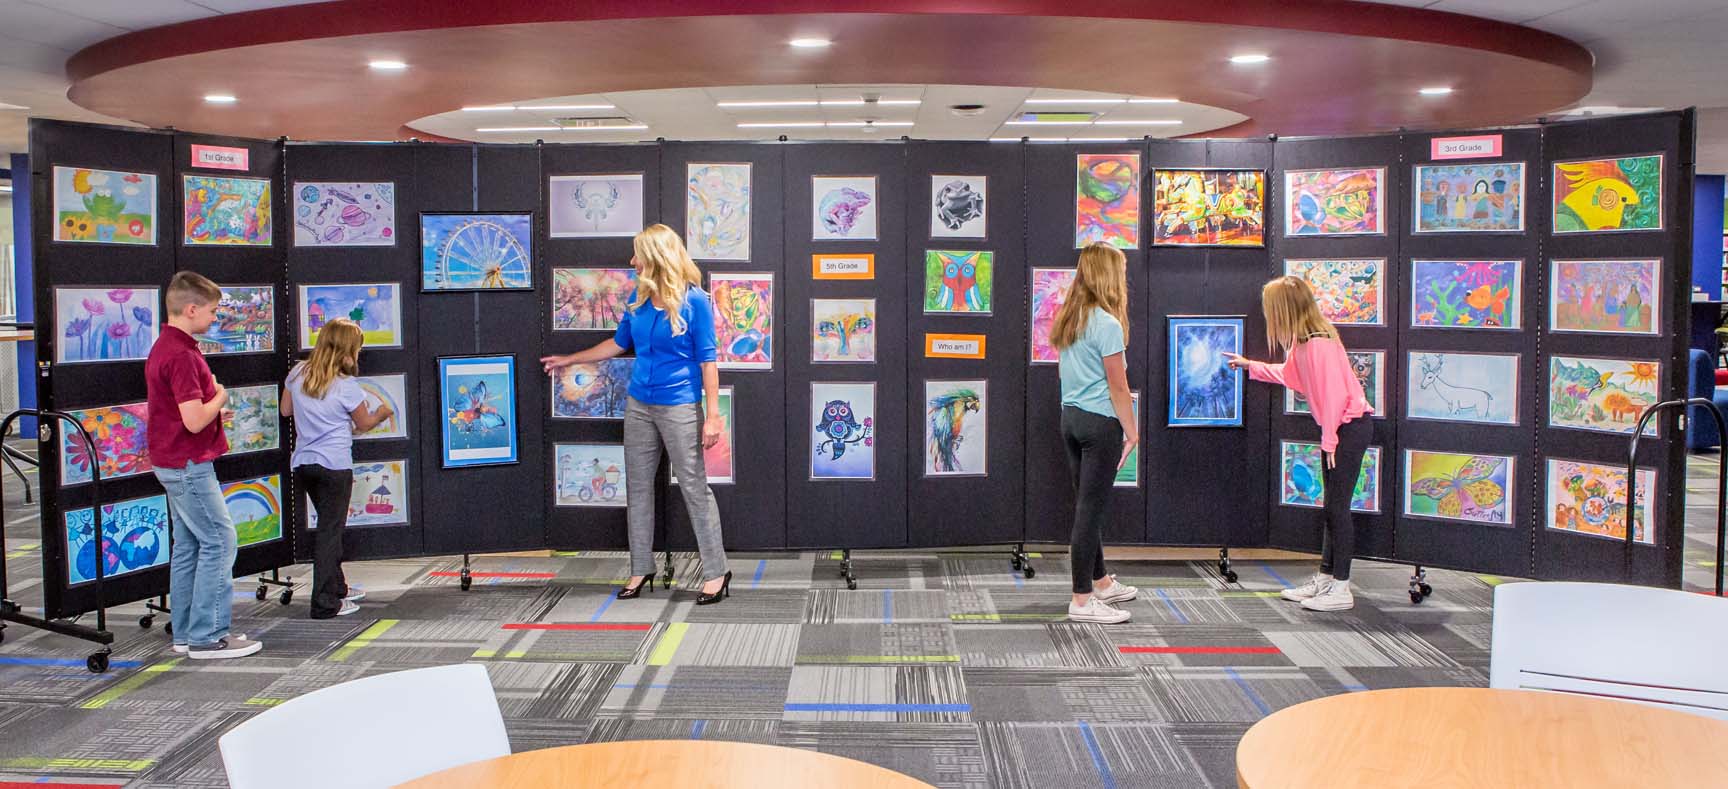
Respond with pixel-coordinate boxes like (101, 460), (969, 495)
(420, 212), (535, 291)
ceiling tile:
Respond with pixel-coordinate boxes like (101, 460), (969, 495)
(0, 0), (126, 47)
(31, 0), (214, 30)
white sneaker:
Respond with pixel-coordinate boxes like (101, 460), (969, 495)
(1068, 597), (1132, 624)
(1093, 575), (1139, 605)
(1301, 580), (1355, 612)
(336, 600), (360, 616)
(343, 587), (366, 603)
(1280, 574), (1334, 603)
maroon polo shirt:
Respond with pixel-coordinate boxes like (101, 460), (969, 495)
(144, 324), (228, 469)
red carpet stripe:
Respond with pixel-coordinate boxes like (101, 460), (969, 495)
(502, 623), (653, 631)
(1118, 646), (1282, 654)
(429, 571), (557, 579)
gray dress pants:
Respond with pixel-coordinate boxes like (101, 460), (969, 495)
(624, 396), (729, 580)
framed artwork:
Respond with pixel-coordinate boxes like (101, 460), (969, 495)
(225, 474), (284, 548)
(54, 286), (159, 364)
(925, 380), (987, 477)
(812, 298), (877, 363)
(711, 272), (773, 370)
(197, 285), (275, 355)
(1403, 449), (1514, 526)
(1552, 154), (1663, 233)
(1167, 316), (1244, 428)
(1076, 153), (1141, 248)
(1413, 162), (1525, 233)
(812, 175), (878, 240)
(354, 374), (408, 440)
(298, 283), (402, 350)
(555, 444), (627, 507)
(553, 268), (637, 331)
(1549, 259), (1659, 335)
(1283, 259), (1384, 325)
(672, 386), (735, 486)
(1030, 268), (1077, 365)
(59, 402), (151, 486)
(64, 493), (170, 586)
(292, 181), (396, 246)
(1152, 168), (1266, 246)
(548, 174), (645, 238)
(439, 355), (519, 468)
(1279, 441), (1382, 513)
(1548, 355), (1660, 436)
(931, 175), (987, 239)
(222, 384), (281, 455)
(52, 166), (157, 245)
(812, 253), (875, 280)
(923, 250), (994, 315)
(310, 460), (409, 528)
(811, 382), (876, 481)
(183, 174), (272, 246)
(1288, 350), (1384, 417)
(1283, 167), (1385, 236)
(1405, 351), (1519, 426)
(1115, 392), (1142, 488)
(686, 162), (752, 260)
(420, 212), (533, 291)
(551, 358), (634, 419)
(1411, 260), (1522, 330)
(1546, 458), (1656, 544)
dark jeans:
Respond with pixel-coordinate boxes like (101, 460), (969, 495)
(1320, 417), (1373, 582)
(1062, 406), (1125, 595)
(295, 464), (353, 618)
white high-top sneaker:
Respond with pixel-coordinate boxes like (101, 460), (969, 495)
(1301, 579), (1355, 612)
(1068, 596), (1132, 624)
(1280, 573), (1334, 602)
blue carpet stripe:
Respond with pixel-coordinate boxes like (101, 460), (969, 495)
(1257, 561), (1294, 588)
(1077, 721), (1118, 789)
(1154, 588), (1190, 623)
(1224, 667), (1273, 715)
(751, 559), (766, 589)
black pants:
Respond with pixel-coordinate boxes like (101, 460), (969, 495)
(1062, 406), (1124, 595)
(1320, 417), (1373, 582)
(295, 464), (353, 618)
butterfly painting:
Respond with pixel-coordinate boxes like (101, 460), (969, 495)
(439, 355), (518, 467)
(1403, 450), (1512, 526)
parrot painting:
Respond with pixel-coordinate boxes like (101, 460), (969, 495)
(926, 388), (982, 474)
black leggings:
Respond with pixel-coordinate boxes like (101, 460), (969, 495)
(1062, 406), (1124, 595)
(295, 464), (353, 618)
(1320, 417), (1373, 582)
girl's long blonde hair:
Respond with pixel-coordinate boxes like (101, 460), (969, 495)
(630, 224), (705, 335)
(1261, 275), (1337, 356)
(296, 318), (362, 399)
(1050, 242), (1129, 351)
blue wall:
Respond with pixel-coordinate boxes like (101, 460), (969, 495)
(10, 152), (35, 429)
(1693, 174), (1724, 301)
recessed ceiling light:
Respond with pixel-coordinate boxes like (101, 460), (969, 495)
(1094, 119), (1182, 126)
(789, 37), (831, 48)
(828, 121), (915, 128)
(368, 60), (407, 70)
(1419, 86), (1454, 96)
(1024, 98), (1126, 105)
(872, 99), (921, 106)
(719, 100), (822, 109)
(738, 122), (827, 128)
(1229, 54), (1270, 64)
(1128, 98), (1180, 104)
(461, 105), (517, 112)
(204, 94), (237, 104)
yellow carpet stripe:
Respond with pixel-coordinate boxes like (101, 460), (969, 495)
(0, 757), (153, 771)
(646, 622), (688, 665)
(81, 658), (180, 709)
(331, 619), (398, 662)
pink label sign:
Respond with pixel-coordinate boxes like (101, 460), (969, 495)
(190, 144), (249, 171)
(1429, 135), (1503, 160)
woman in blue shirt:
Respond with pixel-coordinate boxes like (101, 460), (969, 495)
(542, 224), (731, 605)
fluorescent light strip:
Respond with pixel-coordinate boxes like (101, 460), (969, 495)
(475, 126), (561, 132)
(1094, 120), (1182, 126)
(720, 100), (821, 108)
(1025, 98), (1125, 105)
(739, 121), (914, 129)
(1129, 98), (1180, 104)
(517, 104), (616, 110)
(718, 99), (920, 109)
(738, 122), (825, 128)
(989, 137), (1023, 143)
(475, 125), (647, 132)
(462, 106), (518, 112)
(1068, 137), (1131, 143)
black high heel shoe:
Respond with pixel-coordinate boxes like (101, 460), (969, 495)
(695, 571), (732, 606)
(617, 575), (655, 600)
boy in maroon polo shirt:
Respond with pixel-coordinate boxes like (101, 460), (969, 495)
(146, 272), (262, 659)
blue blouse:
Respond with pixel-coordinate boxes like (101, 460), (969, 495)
(612, 285), (718, 405)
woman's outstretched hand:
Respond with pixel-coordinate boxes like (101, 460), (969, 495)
(540, 354), (574, 374)
(1222, 352), (1250, 370)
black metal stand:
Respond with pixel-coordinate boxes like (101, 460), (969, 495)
(838, 549), (856, 590)
(1216, 547), (1238, 584)
(0, 443), (34, 504)
(1408, 566), (1433, 604)
(458, 553), (473, 591)
(140, 595), (168, 632)
(254, 568), (294, 605)
(1630, 398), (1726, 595)
(661, 550), (675, 589)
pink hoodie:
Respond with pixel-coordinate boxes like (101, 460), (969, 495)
(1245, 336), (1371, 452)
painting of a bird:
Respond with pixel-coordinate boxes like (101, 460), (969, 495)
(927, 387), (982, 474)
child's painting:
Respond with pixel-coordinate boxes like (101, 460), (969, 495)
(1076, 153), (1141, 248)
(1029, 268), (1077, 364)
(183, 175), (272, 246)
(223, 384), (281, 455)
(55, 287), (159, 364)
(1167, 316), (1244, 428)
(439, 355), (518, 467)
(64, 493), (170, 586)
(551, 358), (634, 419)
(711, 273), (773, 370)
(672, 387), (735, 486)
(292, 181), (395, 246)
(1115, 392), (1142, 488)
(1549, 259), (1659, 335)
(298, 283), (402, 350)
(311, 460), (410, 528)
(1283, 167), (1384, 236)
(197, 285), (275, 355)
(549, 174), (645, 238)
(1288, 350), (1384, 417)
(1546, 459), (1655, 545)
(1279, 442), (1381, 513)
(1411, 260), (1521, 330)
(53, 166), (156, 245)
(931, 175), (987, 239)
(225, 474), (283, 548)
(1283, 259), (1383, 325)
(687, 163), (752, 260)
(1548, 355), (1660, 436)
(925, 380), (986, 477)
(555, 444), (627, 507)
(420, 213), (533, 290)
(812, 175), (878, 241)
(1406, 352), (1520, 426)
(59, 402), (151, 486)
(811, 382), (876, 480)
(812, 298), (877, 363)
(1552, 154), (1663, 233)
(1403, 449), (1513, 526)
(1152, 169), (1265, 246)
(924, 250), (994, 315)
(355, 374), (407, 440)
(553, 268), (637, 331)
(1413, 162), (1525, 232)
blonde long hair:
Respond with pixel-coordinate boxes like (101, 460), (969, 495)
(296, 318), (362, 399)
(1050, 243), (1129, 351)
(1261, 275), (1337, 356)
(630, 224), (705, 335)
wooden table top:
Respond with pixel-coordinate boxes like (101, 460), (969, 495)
(395, 740), (936, 788)
(1236, 687), (1728, 789)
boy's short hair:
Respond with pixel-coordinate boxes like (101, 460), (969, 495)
(165, 271), (221, 313)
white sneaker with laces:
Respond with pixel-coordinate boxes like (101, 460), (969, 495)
(1280, 574), (1334, 603)
(336, 600), (360, 616)
(1301, 579), (1355, 612)
(343, 586), (366, 603)
(1068, 597), (1132, 624)
(1093, 575), (1139, 605)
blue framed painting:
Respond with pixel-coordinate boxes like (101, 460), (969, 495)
(1167, 316), (1244, 428)
(420, 212), (534, 291)
(438, 354), (519, 468)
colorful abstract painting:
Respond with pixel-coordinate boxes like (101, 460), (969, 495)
(53, 166), (156, 245)
(551, 358), (634, 419)
(197, 285), (275, 355)
(672, 387), (734, 486)
(1547, 459), (1655, 544)
(65, 494), (170, 586)
(225, 474), (283, 548)
(420, 213), (533, 290)
(1076, 153), (1141, 248)
(1548, 355), (1660, 436)
(1403, 450), (1513, 526)
(1283, 259), (1383, 325)
(440, 355), (518, 467)
(812, 298), (877, 363)
(292, 181), (395, 246)
(687, 163), (751, 260)
(1414, 162), (1525, 232)
(549, 174), (644, 238)
(1406, 351), (1519, 426)
(1552, 155), (1663, 233)
(553, 268), (637, 331)
(1288, 350), (1384, 417)
(811, 382), (876, 480)
(310, 460), (409, 528)
(812, 176), (878, 240)
(931, 175), (987, 239)
(1029, 268), (1077, 365)
(1279, 442), (1381, 513)
(60, 402), (151, 486)
(1411, 260), (1522, 330)
(1115, 393), (1142, 488)
(1168, 316), (1244, 428)
(1152, 169), (1265, 246)
(355, 374), (407, 440)
(1549, 259), (1659, 335)
(223, 384), (280, 455)
(555, 444), (627, 507)
(925, 380), (986, 477)
(711, 273), (773, 370)
(924, 250), (994, 315)
(1284, 167), (1384, 236)
(183, 175), (272, 246)
(298, 283), (402, 350)
(55, 287), (159, 364)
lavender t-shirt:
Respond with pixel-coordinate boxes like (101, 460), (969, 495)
(287, 366), (366, 471)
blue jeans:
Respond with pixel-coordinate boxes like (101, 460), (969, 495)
(153, 461), (237, 646)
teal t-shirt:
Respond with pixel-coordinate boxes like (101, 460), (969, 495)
(1059, 307), (1126, 417)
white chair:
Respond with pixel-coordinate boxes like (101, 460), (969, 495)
(1490, 581), (1728, 720)
(219, 663), (511, 788)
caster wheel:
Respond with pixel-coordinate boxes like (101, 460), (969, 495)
(1410, 591), (1426, 605)
(459, 577), (473, 592)
(164, 622), (172, 637)
(1011, 557), (1023, 570)
(255, 586), (267, 601)
(661, 573), (674, 588)
(87, 652), (109, 673)
(279, 590), (293, 606)
(1419, 583), (1433, 597)
(846, 579), (858, 590)
(139, 615), (154, 629)
(1223, 570), (1240, 583)
(1023, 567), (1037, 579)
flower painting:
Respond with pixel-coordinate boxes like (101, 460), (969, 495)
(55, 287), (158, 364)
(60, 402), (151, 486)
